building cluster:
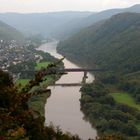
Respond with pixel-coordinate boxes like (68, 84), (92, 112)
(0, 40), (38, 71)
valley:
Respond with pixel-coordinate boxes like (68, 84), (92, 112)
(0, 3), (140, 140)
(57, 12), (140, 139)
(38, 42), (97, 139)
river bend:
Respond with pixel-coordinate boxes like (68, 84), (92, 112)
(38, 41), (97, 140)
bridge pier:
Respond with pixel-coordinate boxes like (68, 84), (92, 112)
(82, 71), (88, 84)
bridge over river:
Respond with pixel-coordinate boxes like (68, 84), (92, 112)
(50, 68), (106, 86)
(15, 67), (106, 86)
(57, 68), (106, 72)
(37, 41), (98, 139)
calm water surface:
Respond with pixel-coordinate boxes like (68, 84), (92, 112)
(38, 41), (97, 140)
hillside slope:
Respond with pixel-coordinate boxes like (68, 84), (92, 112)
(77, 4), (140, 28)
(53, 4), (140, 38)
(0, 20), (24, 42)
(0, 4), (140, 39)
(0, 12), (91, 39)
(57, 13), (140, 75)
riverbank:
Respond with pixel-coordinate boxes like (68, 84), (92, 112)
(56, 56), (140, 139)
(82, 69), (140, 139)
(110, 92), (140, 110)
(80, 81), (140, 139)
(38, 41), (97, 140)
(16, 44), (64, 116)
(0, 64), (82, 140)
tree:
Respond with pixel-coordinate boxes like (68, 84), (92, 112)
(0, 68), (80, 140)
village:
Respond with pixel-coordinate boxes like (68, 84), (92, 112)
(0, 39), (40, 71)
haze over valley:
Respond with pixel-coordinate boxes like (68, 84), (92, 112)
(1, 4), (140, 39)
(0, 1), (140, 140)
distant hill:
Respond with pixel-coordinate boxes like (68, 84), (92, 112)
(57, 13), (140, 75)
(0, 4), (140, 39)
(77, 4), (140, 28)
(57, 4), (140, 38)
(58, 4), (140, 38)
(0, 12), (92, 39)
(0, 20), (24, 42)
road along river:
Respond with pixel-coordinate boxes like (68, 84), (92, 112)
(38, 41), (97, 140)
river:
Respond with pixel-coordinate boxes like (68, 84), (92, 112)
(38, 41), (97, 140)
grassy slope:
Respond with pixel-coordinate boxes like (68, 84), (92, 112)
(17, 61), (51, 86)
(110, 92), (140, 133)
(16, 79), (30, 87)
(111, 93), (140, 134)
(110, 93), (140, 110)
(16, 61), (54, 116)
(35, 62), (50, 70)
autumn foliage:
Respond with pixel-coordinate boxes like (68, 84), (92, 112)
(0, 68), (82, 140)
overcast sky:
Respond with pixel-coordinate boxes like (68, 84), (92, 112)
(0, 0), (140, 13)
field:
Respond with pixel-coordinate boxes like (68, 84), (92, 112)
(16, 61), (58, 116)
(17, 78), (52, 116)
(110, 92), (140, 110)
(16, 79), (30, 87)
(35, 62), (50, 70)
(16, 61), (55, 88)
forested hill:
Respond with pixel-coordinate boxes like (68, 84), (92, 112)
(0, 12), (91, 39)
(0, 20), (24, 42)
(0, 4), (140, 39)
(57, 12), (140, 75)
(75, 4), (140, 30)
